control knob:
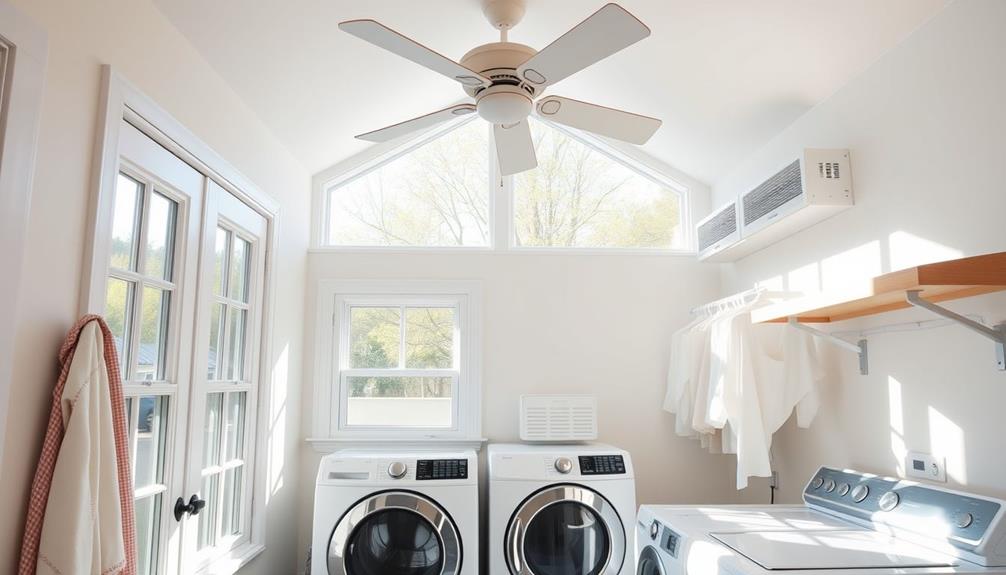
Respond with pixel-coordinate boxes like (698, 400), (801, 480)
(555, 457), (573, 474)
(388, 461), (408, 479)
(650, 520), (660, 540)
(824, 479), (837, 493)
(955, 512), (974, 529)
(838, 483), (851, 496)
(878, 491), (900, 512)
(851, 484), (870, 503)
(811, 477), (824, 490)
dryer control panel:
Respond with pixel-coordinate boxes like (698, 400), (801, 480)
(579, 455), (626, 475)
(417, 458), (468, 480)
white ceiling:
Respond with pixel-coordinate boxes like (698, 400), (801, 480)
(152, 0), (944, 184)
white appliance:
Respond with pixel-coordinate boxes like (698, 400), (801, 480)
(312, 450), (479, 575)
(520, 394), (598, 442)
(489, 443), (637, 574)
(636, 466), (1006, 575)
(699, 149), (854, 262)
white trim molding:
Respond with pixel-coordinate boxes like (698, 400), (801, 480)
(0, 0), (48, 466)
(312, 279), (484, 442)
(83, 65), (280, 575)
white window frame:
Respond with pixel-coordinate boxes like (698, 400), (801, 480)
(81, 66), (280, 575)
(312, 280), (482, 444)
(0, 1), (47, 466)
(311, 116), (694, 255)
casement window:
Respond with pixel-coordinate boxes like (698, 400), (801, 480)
(314, 281), (482, 440)
(319, 117), (689, 252)
(87, 72), (276, 575)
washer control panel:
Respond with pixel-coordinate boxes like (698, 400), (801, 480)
(804, 467), (1004, 556)
(416, 458), (468, 480)
(578, 454), (626, 475)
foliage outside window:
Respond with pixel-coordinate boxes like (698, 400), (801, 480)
(324, 118), (687, 251)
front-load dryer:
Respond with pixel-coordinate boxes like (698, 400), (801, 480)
(312, 449), (478, 575)
(489, 443), (637, 575)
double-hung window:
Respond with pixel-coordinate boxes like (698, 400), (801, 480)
(316, 281), (482, 440)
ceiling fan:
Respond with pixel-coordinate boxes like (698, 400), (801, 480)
(339, 0), (661, 176)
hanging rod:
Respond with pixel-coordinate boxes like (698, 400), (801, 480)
(788, 317), (869, 375)
(691, 288), (800, 316)
(905, 290), (1006, 371)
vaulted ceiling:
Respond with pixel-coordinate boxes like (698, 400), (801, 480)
(153, 0), (944, 184)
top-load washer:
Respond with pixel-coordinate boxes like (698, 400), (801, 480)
(636, 466), (1006, 575)
(312, 449), (478, 575)
(489, 443), (637, 575)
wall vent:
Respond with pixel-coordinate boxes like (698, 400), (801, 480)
(520, 395), (597, 442)
(696, 202), (741, 261)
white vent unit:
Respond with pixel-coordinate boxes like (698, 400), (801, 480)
(702, 149), (854, 262)
(696, 201), (740, 262)
(520, 395), (597, 442)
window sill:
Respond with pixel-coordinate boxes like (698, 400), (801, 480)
(307, 437), (488, 453)
(308, 246), (697, 256)
(195, 542), (265, 575)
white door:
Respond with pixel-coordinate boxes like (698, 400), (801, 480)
(108, 120), (204, 575)
(180, 180), (268, 571)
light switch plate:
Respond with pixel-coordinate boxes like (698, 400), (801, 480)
(906, 451), (946, 482)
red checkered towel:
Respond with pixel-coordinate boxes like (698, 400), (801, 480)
(18, 315), (136, 575)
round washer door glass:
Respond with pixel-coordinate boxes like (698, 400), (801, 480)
(506, 485), (625, 575)
(328, 492), (461, 575)
(524, 502), (609, 575)
(636, 546), (665, 575)
(345, 508), (443, 575)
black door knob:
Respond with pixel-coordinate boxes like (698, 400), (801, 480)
(174, 494), (208, 522)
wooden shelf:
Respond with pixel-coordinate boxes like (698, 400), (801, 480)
(752, 252), (1006, 324)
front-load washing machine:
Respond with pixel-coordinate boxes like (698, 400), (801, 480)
(488, 443), (637, 575)
(312, 450), (479, 575)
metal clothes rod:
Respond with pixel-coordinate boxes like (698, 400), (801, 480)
(691, 288), (799, 316)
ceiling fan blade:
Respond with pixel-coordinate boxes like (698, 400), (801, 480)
(356, 104), (476, 142)
(494, 121), (538, 176)
(340, 19), (492, 88)
(516, 3), (649, 90)
(536, 96), (661, 145)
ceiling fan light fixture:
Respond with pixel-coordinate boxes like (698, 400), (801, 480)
(476, 86), (531, 125)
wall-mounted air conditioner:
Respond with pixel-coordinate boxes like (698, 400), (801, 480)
(702, 148), (853, 262)
(696, 201), (740, 261)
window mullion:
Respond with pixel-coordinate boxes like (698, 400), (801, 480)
(399, 305), (407, 369)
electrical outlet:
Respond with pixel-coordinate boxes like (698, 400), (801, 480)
(906, 451), (946, 482)
(770, 471), (780, 489)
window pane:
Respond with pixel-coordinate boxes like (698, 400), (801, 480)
(134, 494), (162, 575)
(327, 120), (490, 247)
(111, 173), (143, 270)
(513, 120), (683, 249)
(207, 302), (225, 380)
(221, 465), (243, 537)
(203, 393), (223, 467)
(143, 192), (177, 280)
(213, 228), (228, 296)
(138, 286), (169, 381)
(405, 307), (454, 369)
(105, 277), (134, 377)
(349, 307), (401, 368)
(134, 395), (168, 489)
(224, 392), (246, 461)
(198, 473), (220, 550)
(226, 307), (247, 381)
(346, 376), (453, 428)
(229, 236), (250, 302)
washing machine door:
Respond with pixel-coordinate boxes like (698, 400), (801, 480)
(636, 546), (666, 575)
(505, 484), (625, 575)
(327, 491), (461, 575)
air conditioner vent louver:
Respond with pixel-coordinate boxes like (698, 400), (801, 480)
(697, 203), (738, 253)
(818, 161), (840, 179)
(520, 395), (597, 442)
(743, 159), (803, 226)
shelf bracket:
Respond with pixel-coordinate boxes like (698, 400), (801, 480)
(788, 317), (869, 375)
(905, 290), (1006, 371)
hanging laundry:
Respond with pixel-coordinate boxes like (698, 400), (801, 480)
(18, 315), (136, 575)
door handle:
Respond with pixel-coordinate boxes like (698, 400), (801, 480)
(174, 494), (207, 522)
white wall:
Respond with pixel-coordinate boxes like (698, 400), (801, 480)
(0, 0), (310, 573)
(713, 0), (1006, 503)
(297, 251), (755, 567)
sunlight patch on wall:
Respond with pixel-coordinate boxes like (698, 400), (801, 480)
(822, 240), (882, 294)
(889, 231), (963, 271)
(928, 406), (967, 484)
(787, 260), (821, 294)
(887, 376), (907, 476)
(268, 344), (289, 498)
